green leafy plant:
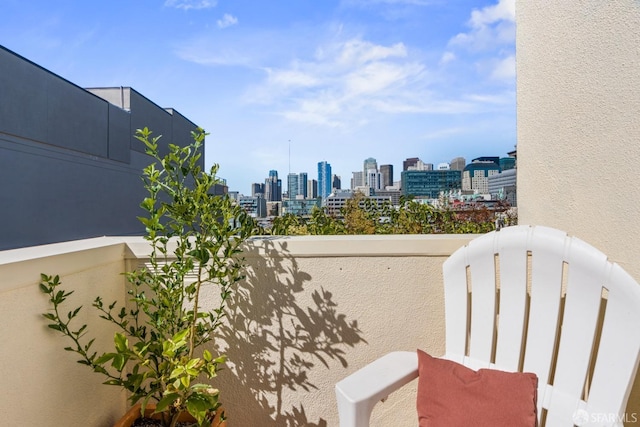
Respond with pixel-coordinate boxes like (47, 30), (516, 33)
(40, 127), (255, 427)
(267, 193), (511, 236)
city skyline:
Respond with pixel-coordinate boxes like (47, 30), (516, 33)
(258, 150), (516, 200)
(1, 0), (515, 193)
(256, 150), (514, 198)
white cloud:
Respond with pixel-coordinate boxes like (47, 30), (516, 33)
(470, 0), (514, 27)
(174, 2), (516, 131)
(243, 37), (432, 126)
(490, 54), (515, 81)
(344, 61), (424, 97)
(217, 13), (238, 29)
(342, 0), (436, 6)
(439, 51), (456, 65)
(334, 40), (407, 66)
(449, 0), (515, 51)
(173, 27), (289, 68)
(464, 91), (514, 105)
(444, 0), (516, 87)
(421, 127), (466, 140)
(164, 0), (216, 10)
(239, 30), (514, 128)
(267, 68), (320, 88)
(176, 46), (250, 66)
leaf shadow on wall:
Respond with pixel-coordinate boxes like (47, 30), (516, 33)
(215, 238), (366, 426)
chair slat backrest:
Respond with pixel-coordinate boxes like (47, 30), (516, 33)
(442, 225), (640, 426)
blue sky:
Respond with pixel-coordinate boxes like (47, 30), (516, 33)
(1, 0), (516, 194)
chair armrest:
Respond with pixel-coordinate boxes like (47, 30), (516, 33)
(335, 351), (418, 427)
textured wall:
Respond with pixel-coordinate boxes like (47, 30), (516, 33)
(0, 238), (129, 426)
(516, 2), (640, 277)
(215, 235), (457, 427)
(516, 1), (640, 421)
(1, 235), (466, 427)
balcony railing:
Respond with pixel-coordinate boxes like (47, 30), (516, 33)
(1, 234), (472, 426)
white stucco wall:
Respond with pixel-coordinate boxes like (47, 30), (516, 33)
(0, 238), (129, 426)
(516, 1), (640, 421)
(0, 235), (470, 427)
(517, 1), (640, 277)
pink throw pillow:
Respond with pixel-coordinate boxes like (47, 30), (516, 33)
(416, 350), (538, 427)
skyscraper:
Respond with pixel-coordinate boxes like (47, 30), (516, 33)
(298, 172), (308, 199)
(308, 179), (318, 199)
(366, 170), (382, 190)
(265, 170), (282, 202)
(332, 174), (341, 191)
(363, 157), (377, 174)
(450, 157), (466, 171)
(462, 158), (501, 194)
(403, 157), (419, 171)
(380, 164), (393, 189)
(251, 183), (265, 197)
(351, 171), (364, 189)
(287, 173), (299, 200)
(318, 161), (332, 200)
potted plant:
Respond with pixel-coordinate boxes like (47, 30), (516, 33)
(40, 127), (255, 427)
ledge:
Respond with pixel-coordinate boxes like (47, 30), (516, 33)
(0, 237), (128, 292)
(243, 234), (475, 258)
(0, 234), (477, 292)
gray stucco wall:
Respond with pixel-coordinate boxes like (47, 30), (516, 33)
(0, 46), (201, 250)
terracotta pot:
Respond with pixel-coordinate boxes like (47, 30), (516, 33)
(114, 403), (226, 427)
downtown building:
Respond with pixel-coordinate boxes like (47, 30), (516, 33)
(324, 190), (393, 217)
(264, 170), (283, 202)
(286, 172), (310, 200)
(318, 161), (332, 200)
(462, 157), (502, 195)
(379, 164), (394, 189)
(401, 170), (462, 199)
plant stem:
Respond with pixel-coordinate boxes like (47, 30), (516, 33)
(189, 260), (204, 359)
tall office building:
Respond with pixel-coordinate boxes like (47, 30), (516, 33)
(408, 160), (433, 171)
(287, 173), (299, 200)
(403, 157), (420, 171)
(287, 172), (309, 199)
(450, 157), (466, 171)
(404, 157), (433, 171)
(351, 171), (364, 189)
(363, 157), (378, 189)
(332, 174), (341, 191)
(363, 157), (377, 174)
(308, 179), (318, 199)
(366, 170), (382, 190)
(298, 172), (308, 199)
(380, 164), (393, 189)
(462, 158), (501, 194)
(318, 161), (332, 200)
(401, 170), (462, 198)
(265, 170), (282, 202)
(251, 183), (265, 197)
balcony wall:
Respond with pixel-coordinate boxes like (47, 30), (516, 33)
(0, 238), (131, 426)
(0, 234), (472, 426)
(517, 3), (640, 279)
(516, 3), (640, 421)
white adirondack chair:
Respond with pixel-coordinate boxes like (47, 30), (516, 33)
(335, 225), (640, 427)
